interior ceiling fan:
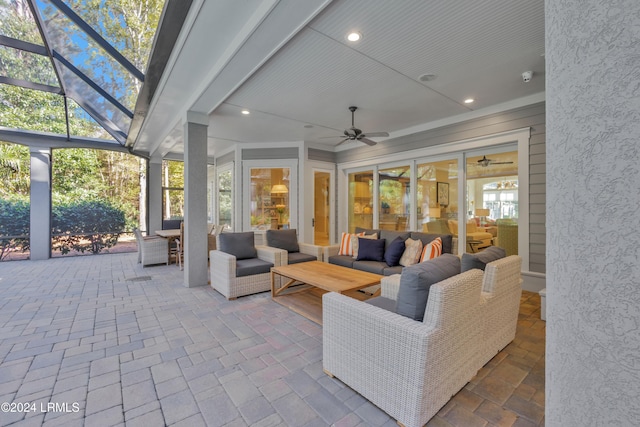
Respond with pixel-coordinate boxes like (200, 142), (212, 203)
(475, 155), (514, 167)
(326, 106), (389, 146)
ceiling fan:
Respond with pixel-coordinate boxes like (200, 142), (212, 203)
(475, 155), (514, 167)
(326, 106), (389, 146)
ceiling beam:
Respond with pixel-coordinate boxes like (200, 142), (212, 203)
(0, 35), (48, 55)
(0, 76), (61, 94)
(0, 127), (130, 153)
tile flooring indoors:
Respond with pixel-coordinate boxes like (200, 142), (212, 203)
(0, 253), (545, 426)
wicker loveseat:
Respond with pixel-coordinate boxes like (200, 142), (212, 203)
(322, 255), (522, 427)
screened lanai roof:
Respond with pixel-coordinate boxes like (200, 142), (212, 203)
(0, 0), (165, 147)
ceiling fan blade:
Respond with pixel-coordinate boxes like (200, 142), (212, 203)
(319, 135), (344, 139)
(335, 138), (350, 146)
(489, 161), (514, 165)
(362, 131), (389, 138)
(359, 137), (377, 146)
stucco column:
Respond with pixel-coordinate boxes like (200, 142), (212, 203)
(29, 147), (51, 260)
(148, 159), (162, 235)
(183, 111), (209, 287)
(546, 1), (640, 425)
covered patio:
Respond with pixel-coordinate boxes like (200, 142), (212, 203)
(0, 253), (545, 426)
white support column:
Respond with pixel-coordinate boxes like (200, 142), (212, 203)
(546, 0), (640, 425)
(183, 111), (209, 287)
(29, 147), (51, 260)
(148, 159), (163, 235)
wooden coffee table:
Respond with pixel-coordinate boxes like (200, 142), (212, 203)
(271, 261), (383, 324)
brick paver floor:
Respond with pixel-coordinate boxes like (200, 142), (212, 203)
(0, 253), (544, 426)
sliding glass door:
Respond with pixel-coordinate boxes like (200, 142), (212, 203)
(466, 150), (519, 255)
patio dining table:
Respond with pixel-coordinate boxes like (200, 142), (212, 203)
(155, 229), (181, 264)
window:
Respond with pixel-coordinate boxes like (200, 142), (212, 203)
(379, 165), (410, 231)
(466, 150), (518, 255)
(217, 167), (233, 229)
(249, 168), (291, 230)
(417, 159), (458, 236)
(348, 171), (373, 233)
(162, 160), (184, 220)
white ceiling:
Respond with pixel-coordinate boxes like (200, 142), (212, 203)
(133, 0), (545, 159)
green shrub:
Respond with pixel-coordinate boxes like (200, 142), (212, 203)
(0, 198), (30, 260)
(52, 200), (125, 254)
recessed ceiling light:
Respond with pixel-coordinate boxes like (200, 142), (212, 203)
(464, 98), (474, 104)
(241, 109), (250, 115)
(346, 31), (362, 42)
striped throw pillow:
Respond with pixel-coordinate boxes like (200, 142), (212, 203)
(338, 232), (365, 256)
(419, 237), (443, 262)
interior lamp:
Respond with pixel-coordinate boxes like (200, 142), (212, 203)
(270, 184), (288, 194)
(428, 207), (441, 219)
(475, 208), (490, 226)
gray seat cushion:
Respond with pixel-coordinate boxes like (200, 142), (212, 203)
(287, 252), (317, 264)
(395, 254), (461, 321)
(382, 265), (403, 276)
(235, 258), (273, 277)
(328, 255), (354, 268)
(266, 229), (299, 252)
(365, 296), (397, 312)
(219, 232), (257, 260)
(411, 232), (454, 254)
(461, 246), (506, 272)
(352, 260), (387, 275)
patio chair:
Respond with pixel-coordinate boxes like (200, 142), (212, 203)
(134, 228), (169, 266)
(209, 231), (286, 299)
(265, 229), (323, 264)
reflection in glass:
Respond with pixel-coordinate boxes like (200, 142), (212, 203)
(218, 169), (232, 229)
(0, 45), (58, 86)
(55, 58), (132, 141)
(37, 0), (139, 111)
(348, 171), (373, 233)
(378, 166), (410, 231)
(417, 159), (458, 237)
(0, 1), (42, 43)
(466, 151), (518, 255)
(249, 168), (290, 230)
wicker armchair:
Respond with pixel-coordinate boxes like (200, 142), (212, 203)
(134, 228), (169, 266)
(322, 256), (522, 427)
(209, 232), (286, 300)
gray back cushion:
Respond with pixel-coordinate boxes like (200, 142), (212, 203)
(218, 232), (257, 260)
(411, 232), (453, 254)
(379, 230), (411, 251)
(461, 246), (506, 272)
(395, 254), (461, 321)
(266, 229), (299, 253)
(355, 227), (381, 236)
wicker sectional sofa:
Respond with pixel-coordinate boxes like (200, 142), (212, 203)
(322, 255), (522, 427)
(323, 228), (456, 276)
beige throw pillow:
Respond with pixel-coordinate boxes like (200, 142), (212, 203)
(399, 238), (423, 267)
(351, 233), (378, 259)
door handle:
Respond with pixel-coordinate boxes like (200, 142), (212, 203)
(312, 218), (315, 227)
